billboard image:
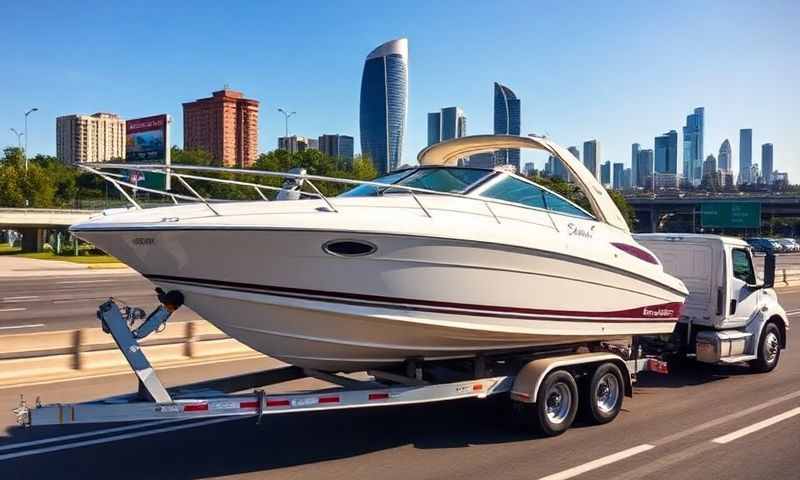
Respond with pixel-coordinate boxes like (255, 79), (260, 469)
(126, 114), (170, 189)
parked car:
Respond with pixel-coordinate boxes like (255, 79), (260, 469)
(778, 238), (800, 253)
(745, 237), (777, 253)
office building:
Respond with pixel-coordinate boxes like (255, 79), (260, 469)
(468, 152), (495, 169)
(600, 161), (611, 187)
(718, 139), (732, 171)
(654, 130), (678, 174)
(762, 143), (773, 184)
(359, 38), (408, 175)
(583, 140), (600, 180)
(493, 82), (521, 168)
(612, 162), (624, 190)
(636, 149), (654, 189)
(278, 135), (313, 154)
(56, 113), (125, 164)
(631, 143), (640, 186)
(739, 128), (753, 184)
(318, 134), (354, 160)
(622, 168), (632, 189)
(523, 162), (535, 176)
(427, 107), (466, 146)
(682, 107), (704, 184)
(427, 112), (441, 146)
(183, 89), (259, 168)
(654, 172), (680, 190)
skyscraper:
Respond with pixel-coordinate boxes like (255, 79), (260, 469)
(493, 82), (521, 169)
(568, 146), (580, 161)
(183, 89), (259, 168)
(654, 130), (678, 174)
(583, 140), (600, 180)
(718, 139), (732, 171)
(631, 143), (640, 186)
(682, 107), (704, 184)
(428, 107), (466, 146)
(762, 143), (774, 184)
(702, 154), (717, 178)
(359, 38), (408, 175)
(600, 161), (611, 187)
(612, 162), (624, 190)
(739, 128), (753, 184)
(637, 149), (654, 189)
(318, 134), (354, 160)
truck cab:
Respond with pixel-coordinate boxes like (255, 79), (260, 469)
(635, 234), (789, 372)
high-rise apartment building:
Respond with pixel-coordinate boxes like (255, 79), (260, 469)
(682, 107), (704, 184)
(318, 134), (354, 160)
(718, 139), (732, 171)
(427, 107), (466, 146)
(359, 38), (408, 175)
(56, 113), (125, 164)
(583, 140), (601, 180)
(493, 82), (521, 169)
(278, 135), (314, 154)
(739, 129), (753, 184)
(612, 162), (624, 190)
(183, 89), (259, 168)
(761, 143), (773, 184)
(654, 130), (678, 174)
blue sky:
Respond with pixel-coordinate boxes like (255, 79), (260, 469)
(2, 0), (797, 179)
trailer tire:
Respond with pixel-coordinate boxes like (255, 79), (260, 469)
(750, 322), (781, 373)
(580, 363), (624, 425)
(518, 370), (578, 437)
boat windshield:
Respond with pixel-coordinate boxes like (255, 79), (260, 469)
(339, 167), (493, 197)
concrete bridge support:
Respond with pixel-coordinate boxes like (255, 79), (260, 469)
(19, 228), (47, 253)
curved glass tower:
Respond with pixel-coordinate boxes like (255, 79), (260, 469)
(359, 39), (408, 175)
(493, 82), (521, 169)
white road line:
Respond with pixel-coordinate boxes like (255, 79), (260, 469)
(712, 406), (800, 444)
(0, 323), (44, 330)
(55, 280), (115, 285)
(0, 308), (26, 313)
(0, 417), (240, 461)
(2, 296), (39, 302)
(0, 420), (180, 452)
(537, 444), (655, 480)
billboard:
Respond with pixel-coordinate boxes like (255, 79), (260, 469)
(126, 114), (170, 189)
(700, 202), (761, 228)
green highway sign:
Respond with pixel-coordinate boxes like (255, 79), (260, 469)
(700, 202), (761, 228)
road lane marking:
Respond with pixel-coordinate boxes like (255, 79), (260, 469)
(0, 420), (182, 452)
(0, 417), (241, 461)
(537, 444), (655, 480)
(0, 324), (44, 330)
(711, 406), (800, 444)
(2, 296), (39, 302)
(55, 280), (115, 285)
(0, 308), (26, 313)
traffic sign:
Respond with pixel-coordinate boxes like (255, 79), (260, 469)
(700, 202), (761, 228)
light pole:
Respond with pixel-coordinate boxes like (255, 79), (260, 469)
(9, 128), (24, 151)
(24, 108), (38, 170)
(277, 108), (296, 139)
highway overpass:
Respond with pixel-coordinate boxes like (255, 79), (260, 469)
(625, 194), (800, 233)
(0, 208), (98, 252)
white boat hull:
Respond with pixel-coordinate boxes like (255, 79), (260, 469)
(76, 227), (684, 372)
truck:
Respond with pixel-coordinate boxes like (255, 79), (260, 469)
(13, 235), (789, 437)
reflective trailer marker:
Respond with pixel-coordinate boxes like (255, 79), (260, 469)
(183, 404), (209, 412)
(266, 399), (290, 408)
(368, 392), (389, 401)
(473, 384), (483, 391)
(239, 401), (259, 409)
(318, 396), (340, 404)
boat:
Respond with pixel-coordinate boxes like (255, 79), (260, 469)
(70, 135), (688, 372)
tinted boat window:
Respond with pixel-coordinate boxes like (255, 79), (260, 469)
(338, 170), (412, 197)
(543, 191), (593, 219)
(390, 168), (490, 194)
(481, 176), (546, 209)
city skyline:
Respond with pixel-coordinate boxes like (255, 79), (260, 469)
(1, 1), (796, 181)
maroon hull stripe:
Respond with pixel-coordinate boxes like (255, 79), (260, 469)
(145, 274), (682, 323)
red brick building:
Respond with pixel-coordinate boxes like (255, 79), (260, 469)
(182, 89), (259, 167)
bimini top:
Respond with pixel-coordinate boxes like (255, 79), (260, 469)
(417, 134), (630, 232)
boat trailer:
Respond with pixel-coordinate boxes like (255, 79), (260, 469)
(14, 292), (667, 435)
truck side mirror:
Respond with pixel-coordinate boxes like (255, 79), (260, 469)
(763, 253), (776, 289)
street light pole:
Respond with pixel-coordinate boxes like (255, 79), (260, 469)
(23, 108), (38, 171)
(10, 128), (24, 151)
(277, 108), (296, 139)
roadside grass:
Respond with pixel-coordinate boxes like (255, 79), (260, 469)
(0, 243), (119, 264)
(0, 243), (21, 254)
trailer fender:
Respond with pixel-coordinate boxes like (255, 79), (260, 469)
(510, 352), (633, 404)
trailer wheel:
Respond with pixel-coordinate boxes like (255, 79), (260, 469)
(750, 322), (781, 373)
(580, 363), (624, 425)
(518, 370), (578, 436)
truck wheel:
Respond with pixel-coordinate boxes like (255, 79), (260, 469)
(532, 370), (579, 436)
(750, 322), (781, 373)
(580, 363), (624, 425)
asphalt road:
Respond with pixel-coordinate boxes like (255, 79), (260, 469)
(0, 290), (798, 479)
(0, 274), (203, 332)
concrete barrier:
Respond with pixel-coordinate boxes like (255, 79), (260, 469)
(0, 320), (259, 385)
